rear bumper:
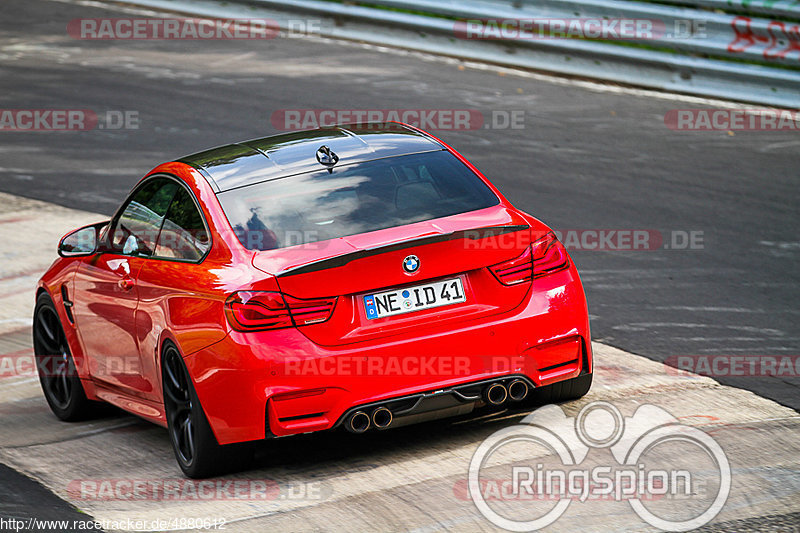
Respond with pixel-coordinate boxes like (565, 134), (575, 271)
(184, 266), (591, 444)
(336, 374), (538, 433)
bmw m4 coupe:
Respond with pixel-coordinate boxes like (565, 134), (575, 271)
(35, 122), (592, 477)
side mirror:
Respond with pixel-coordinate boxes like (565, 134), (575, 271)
(58, 221), (108, 257)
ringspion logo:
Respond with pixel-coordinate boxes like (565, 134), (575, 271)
(468, 402), (730, 531)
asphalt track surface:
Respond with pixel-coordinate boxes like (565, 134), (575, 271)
(2, 0), (798, 409)
(0, 0), (798, 531)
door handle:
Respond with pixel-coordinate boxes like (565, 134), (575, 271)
(118, 278), (135, 291)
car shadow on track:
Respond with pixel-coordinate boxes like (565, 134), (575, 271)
(235, 403), (547, 479)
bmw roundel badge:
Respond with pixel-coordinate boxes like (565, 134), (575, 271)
(403, 255), (420, 274)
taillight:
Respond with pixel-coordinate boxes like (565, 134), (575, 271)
(490, 246), (533, 285)
(225, 291), (336, 331)
(489, 232), (569, 285)
(283, 294), (337, 326)
(532, 232), (569, 278)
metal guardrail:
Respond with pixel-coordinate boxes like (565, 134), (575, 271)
(471, 0), (800, 65)
(649, 0), (800, 20)
(103, 0), (800, 107)
(330, 0), (800, 66)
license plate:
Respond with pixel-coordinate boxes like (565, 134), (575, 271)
(363, 278), (466, 320)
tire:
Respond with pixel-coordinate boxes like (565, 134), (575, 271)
(32, 292), (98, 421)
(533, 373), (593, 405)
(162, 343), (253, 478)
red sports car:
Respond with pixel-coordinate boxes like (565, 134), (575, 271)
(35, 122), (592, 477)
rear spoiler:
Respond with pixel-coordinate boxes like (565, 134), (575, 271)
(277, 224), (529, 278)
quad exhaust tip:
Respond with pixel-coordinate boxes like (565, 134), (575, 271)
(348, 411), (371, 433)
(347, 379), (527, 433)
(508, 379), (529, 401)
(484, 383), (508, 406)
(372, 407), (393, 429)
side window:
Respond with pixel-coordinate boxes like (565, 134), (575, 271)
(111, 179), (178, 256)
(154, 186), (210, 261)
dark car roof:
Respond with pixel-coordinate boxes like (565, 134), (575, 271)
(177, 123), (445, 192)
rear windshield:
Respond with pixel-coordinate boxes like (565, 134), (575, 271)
(217, 151), (500, 251)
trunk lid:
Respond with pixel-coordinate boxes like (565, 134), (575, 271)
(252, 205), (535, 346)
